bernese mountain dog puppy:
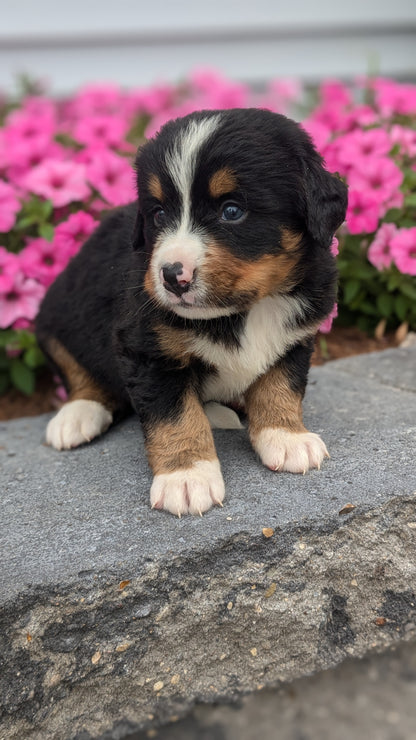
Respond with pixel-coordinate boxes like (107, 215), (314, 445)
(36, 108), (348, 516)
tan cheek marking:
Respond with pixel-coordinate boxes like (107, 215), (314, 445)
(45, 338), (117, 411)
(154, 325), (194, 368)
(245, 366), (306, 439)
(208, 168), (238, 199)
(203, 242), (301, 301)
(144, 268), (156, 299)
(145, 391), (217, 474)
(148, 173), (164, 202)
(280, 228), (303, 252)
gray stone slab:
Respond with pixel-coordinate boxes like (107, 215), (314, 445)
(1, 347), (415, 740)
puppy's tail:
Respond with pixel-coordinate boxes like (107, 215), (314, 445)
(204, 402), (244, 430)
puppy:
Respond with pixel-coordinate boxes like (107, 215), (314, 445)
(36, 108), (347, 516)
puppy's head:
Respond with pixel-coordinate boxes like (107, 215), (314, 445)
(134, 109), (347, 319)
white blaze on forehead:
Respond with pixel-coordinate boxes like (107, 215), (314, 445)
(165, 115), (221, 231)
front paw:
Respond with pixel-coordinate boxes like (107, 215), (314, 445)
(150, 459), (225, 516)
(252, 427), (329, 474)
(46, 400), (113, 450)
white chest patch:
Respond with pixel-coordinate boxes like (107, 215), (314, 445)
(192, 294), (315, 403)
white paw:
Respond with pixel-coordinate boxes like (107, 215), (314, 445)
(46, 399), (113, 450)
(204, 402), (244, 429)
(253, 427), (329, 474)
(150, 459), (225, 516)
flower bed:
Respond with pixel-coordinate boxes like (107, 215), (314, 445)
(1, 71), (415, 396)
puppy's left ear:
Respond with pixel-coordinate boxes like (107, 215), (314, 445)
(303, 159), (348, 248)
(131, 212), (145, 251)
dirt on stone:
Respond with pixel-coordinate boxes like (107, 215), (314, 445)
(0, 327), (400, 422)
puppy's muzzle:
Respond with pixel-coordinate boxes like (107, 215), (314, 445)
(161, 262), (196, 298)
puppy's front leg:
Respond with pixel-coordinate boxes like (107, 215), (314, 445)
(245, 346), (329, 474)
(140, 387), (224, 517)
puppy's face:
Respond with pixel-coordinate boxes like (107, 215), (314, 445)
(135, 109), (347, 319)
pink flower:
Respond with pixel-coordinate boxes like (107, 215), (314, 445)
(330, 236), (339, 257)
(86, 151), (136, 206)
(390, 125), (416, 158)
(257, 78), (302, 115)
(0, 180), (21, 232)
(73, 114), (131, 150)
(54, 211), (99, 258)
(3, 103), (56, 175)
(189, 68), (249, 109)
(319, 303), (338, 334)
(20, 237), (70, 287)
(126, 84), (175, 117)
(348, 157), (403, 213)
(390, 228), (416, 276)
(0, 247), (20, 292)
(367, 223), (397, 270)
(372, 79), (416, 116)
(301, 120), (332, 152)
(0, 271), (45, 328)
(23, 159), (90, 207)
(336, 129), (391, 168)
(346, 190), (381, 235)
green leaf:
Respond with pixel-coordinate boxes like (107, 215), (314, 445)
(38, 222), (54, 241)
(400, 282), (416, 301)
(358, 300), (378, 316)
(383, 208), (402, 223)
(15, 216), (38, 230)
(40, 200), (53, 219)
(403, 168), (416, 189)
(15, 330), (37, 350)
(0, 329), (17, 348)
(0, 371), (10, 395)
(23, 346), (46, 369)
(394, 294), (409, 322)
(404, 193), (416, 208)
(342, 279), (361, 304)
(376, 293), (394, 318)
(9, 359), (35, 395)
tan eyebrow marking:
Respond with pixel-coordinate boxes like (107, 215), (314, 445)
(148, 173), (164, 201)
(208, 168), (238, 199)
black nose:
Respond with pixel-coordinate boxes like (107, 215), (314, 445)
(161, 262), (193, 297)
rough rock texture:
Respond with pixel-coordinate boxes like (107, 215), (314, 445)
(0, 347), (415, 740)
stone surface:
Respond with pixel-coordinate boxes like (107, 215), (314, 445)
(0, 347), (415, 740)
(128, 638), (416, 740)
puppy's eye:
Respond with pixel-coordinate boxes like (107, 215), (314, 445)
(153, 208), (166, 227)
(220, 202), (246, 223)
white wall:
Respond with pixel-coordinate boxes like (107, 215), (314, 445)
(1, 0), (415, 93)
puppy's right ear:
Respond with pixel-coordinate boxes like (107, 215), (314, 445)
(131, 212), (145, 251)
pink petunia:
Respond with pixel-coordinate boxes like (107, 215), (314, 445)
(3, 103), (56, 175)
(86, 151), (136, 206)
(54, 211), (99, 258)
(189, 68), (249, 109)
(319, 303), (338, 334)
(20, 237), (70, 287)
(0, 271), (45, 328)
(73, 114), (131, 150)
(348, 157), (403, 213)
(301, 120), (332, 152)
(390, 125), (416, 158)
(336, 129), (391, 168)
(0, 180), (21, 232)
(330, 236), (339, 257)
(367, 223), (398, 270)
(346, 189), (381, 235)
(23, 159), (90, 207)
(390, 227), (416, 276)
(0, 247), (20, 292)
(372, 79), (416, 117)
